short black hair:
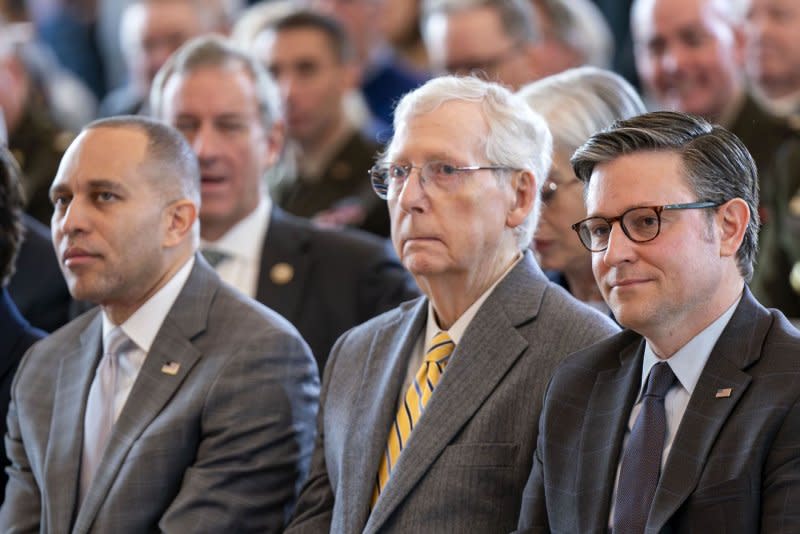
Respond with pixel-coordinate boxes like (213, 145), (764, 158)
(271, 10), (355, 64)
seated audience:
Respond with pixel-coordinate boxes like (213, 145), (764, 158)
(518, 66), (645, 311)
(149, 35), (419, 369)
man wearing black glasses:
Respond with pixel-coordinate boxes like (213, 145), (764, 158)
(286, 75), (618, 533)
(518, 111), (800, 533)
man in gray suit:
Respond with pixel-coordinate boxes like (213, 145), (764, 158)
(0, 116), (319, 532)
(517, 111), (800, 533)
(285, 75), (619, 533)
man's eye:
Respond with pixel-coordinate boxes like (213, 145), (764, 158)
(95, 192), (118, 203)
(429, 161), (458, 177)
(389, 165), (407, 180)
(589, 224), (610, 238)
(51, 195), (70, 207)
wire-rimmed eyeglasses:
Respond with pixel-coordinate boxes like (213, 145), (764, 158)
(571, 201), (721, 252)
(369, 161), (517, 200)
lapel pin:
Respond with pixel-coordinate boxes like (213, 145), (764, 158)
(161, 361), (181, 376)
(270, 262), (294, 285)
(715, 387), (732, 398)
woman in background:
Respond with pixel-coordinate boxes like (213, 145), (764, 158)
(518, 66), (645, 312)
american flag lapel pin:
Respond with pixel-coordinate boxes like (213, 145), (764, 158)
(715, 387), (732, 398)
(161, 361), (181, 376)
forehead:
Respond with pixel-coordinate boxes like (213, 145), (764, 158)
(264, 27), (338, 64)
(635, 0), (723, 39)
(54, 127), (149, 188)
(388, 99), (488, 161)
(586, 150), (693, 212)
(162, 65), (261, 115)
(444, 6), (510, 48)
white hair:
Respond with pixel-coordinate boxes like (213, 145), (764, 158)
(518, 66), (646, 153)
(388, 75), (553, 250)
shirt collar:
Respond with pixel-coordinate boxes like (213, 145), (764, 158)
(200, 196), (271, 261)
(641, 293), (741, 396)
(102, 256), (195, 353)
(424, 252), (523, 348)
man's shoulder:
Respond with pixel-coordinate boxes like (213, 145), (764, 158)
(529, 281), (621, 344)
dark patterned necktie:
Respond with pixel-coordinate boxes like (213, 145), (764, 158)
(613, 361), (676, 534)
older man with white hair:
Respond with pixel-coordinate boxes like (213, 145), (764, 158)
(285, 75), (618, 533)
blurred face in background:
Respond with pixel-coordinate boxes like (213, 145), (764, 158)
(633, 0), (745, 122)
(121, 0), (206, 91)
(745, 0), (800, 99)
(532, 146), (587, 274)
(160, 65), (279, 240)
(255, 26), (355, 150)
(426, 5), (537, 90)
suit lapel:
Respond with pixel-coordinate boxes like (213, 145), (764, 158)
(72, 259), (215, 532)
(647, 292), (766, 531)
(43, 313), (102, 533)
(364, 254), (545, 533)
(256, 208), (312, 324)
(576, 335), (643, 532)
(337, 299), (427, 534)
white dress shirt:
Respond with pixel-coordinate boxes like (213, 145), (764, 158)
(200, 196), (271, 298)
(100, 256), (194, 422)
(608, 294), (741, 526)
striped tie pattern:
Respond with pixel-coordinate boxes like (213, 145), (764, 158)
(372, 331), (455, 506)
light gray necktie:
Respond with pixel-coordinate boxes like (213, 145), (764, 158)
(80, 326), (131, 500)
(201, 248), (231, 268)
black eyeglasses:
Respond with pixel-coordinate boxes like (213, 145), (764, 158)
(571, 201), (721, 252)
(369, 161), (516, 200)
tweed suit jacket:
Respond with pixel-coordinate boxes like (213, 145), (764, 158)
(517, 288), (800, 533)
(255, 208), (418, 371)
(0, 257), (320, 533)
(285, 252), (619, 533)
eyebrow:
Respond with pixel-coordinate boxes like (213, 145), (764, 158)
(50, 178), (128, 198)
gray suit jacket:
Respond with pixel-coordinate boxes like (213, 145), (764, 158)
(517, 288), (800, 533)
(286, 252), (619, 533)
(0, 257), (320, 533)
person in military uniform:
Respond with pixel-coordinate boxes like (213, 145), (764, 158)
(252, 10), (390, 237)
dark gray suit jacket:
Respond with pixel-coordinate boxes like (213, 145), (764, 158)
(256, 208), (418, 371)
(286, 253), (619, 533)
(0, 257), (320, 533)
(517, 288), (800, 533)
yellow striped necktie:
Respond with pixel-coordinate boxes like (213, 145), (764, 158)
(372, 331), (455, 506)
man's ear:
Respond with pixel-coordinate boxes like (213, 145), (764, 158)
(507, 169), (536, 229)
(162, 199), (197, 248)
(716, 198), (749, 258)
